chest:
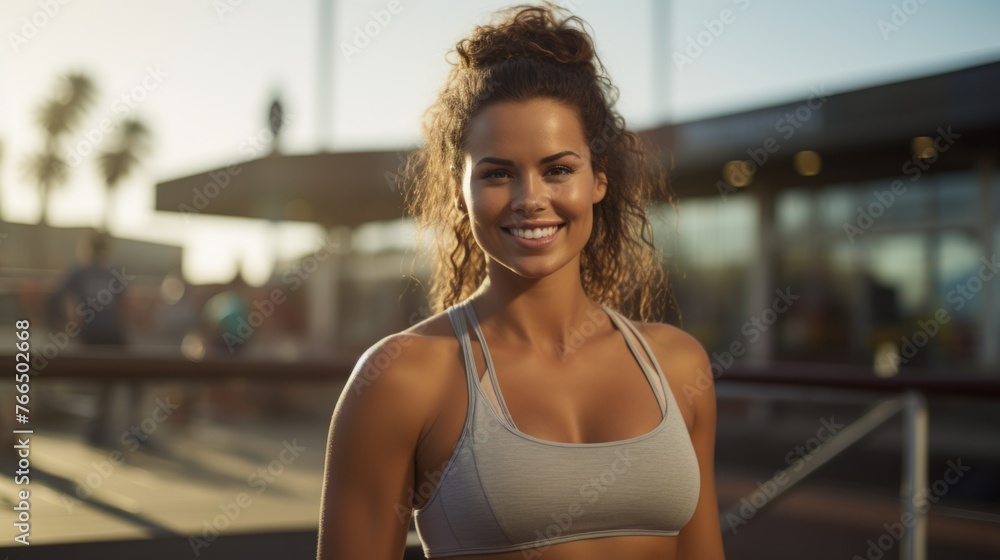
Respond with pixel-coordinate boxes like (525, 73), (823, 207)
(412, 334), (695, 511)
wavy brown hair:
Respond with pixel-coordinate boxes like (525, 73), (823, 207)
(401, 1), (679, 324)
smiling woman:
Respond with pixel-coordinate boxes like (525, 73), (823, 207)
(317, 2), (725, 559)
(401, 5), (678, 320)
(462, 99), (606, 275)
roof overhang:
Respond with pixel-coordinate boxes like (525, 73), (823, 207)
(155, 150), (411, 227)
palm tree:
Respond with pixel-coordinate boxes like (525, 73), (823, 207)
(24, 150), (69, 217)
(96, 118), (151, 231)
(23, 72), (96, 225)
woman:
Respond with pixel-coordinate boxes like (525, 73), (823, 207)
(317, 3), (725, 559)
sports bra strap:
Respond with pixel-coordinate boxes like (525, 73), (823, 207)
(462, 300), (520, 429)
(601, 305), (668, 414)
(447, 302), (480, 393)
(460, 299), (668, 423)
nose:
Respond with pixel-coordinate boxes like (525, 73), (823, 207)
(511, 172), (548, 213)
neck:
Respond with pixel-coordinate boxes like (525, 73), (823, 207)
(467, 259), (611, 360)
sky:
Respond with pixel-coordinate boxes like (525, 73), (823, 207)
(2, 0), (1000, 284)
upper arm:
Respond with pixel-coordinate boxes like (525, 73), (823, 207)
(317, 334), (431, 560)
(651, 325), (726, 559)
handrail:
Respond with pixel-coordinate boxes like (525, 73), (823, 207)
(15, 352), (1000, 398)
(902, 391), (929, 560)
(720, 367), (1000, 398)
(718, 396), (907, 526)
(718, 388), (932, 560)
(11, 350), (356, 380)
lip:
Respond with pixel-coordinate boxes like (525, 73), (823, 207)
(501, 223), (565, 249)
(502, 220), (565, 228)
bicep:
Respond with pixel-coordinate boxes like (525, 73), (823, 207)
(674, 336), (726, 558)
(317, 338), (426, 559)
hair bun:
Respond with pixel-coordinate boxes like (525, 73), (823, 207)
(455, 3), (597, 77)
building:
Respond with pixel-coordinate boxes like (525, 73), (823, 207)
(642, 59), (999, 373)
(155, 60), (1000, 374)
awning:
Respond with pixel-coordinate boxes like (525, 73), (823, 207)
(155, 150), (412, 227)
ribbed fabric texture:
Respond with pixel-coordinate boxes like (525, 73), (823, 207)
(412, 299), (701, 558)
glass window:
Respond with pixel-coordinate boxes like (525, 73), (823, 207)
(938, 232), (983, 318)
(773, 177), (988, 370)
(864, 233), (929, 317)
(775, 236), (856, 364)
(817, 184), (856, 229)
(863, 176), (933, 228)
(936, 231), (983, 369)
(934, 171), (978, 225)
(777, 188), (812, 233)
(675, 196), (758, 270)
(681, 166), (998, 370)
(661, 194), (758, 353)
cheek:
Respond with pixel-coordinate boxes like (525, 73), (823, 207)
(563, 186), (598, 216)
(468, 188), (507, 219)
(466, 200), (504, 242)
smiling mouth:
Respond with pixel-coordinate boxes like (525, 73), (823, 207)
(502, 223), (566, 240)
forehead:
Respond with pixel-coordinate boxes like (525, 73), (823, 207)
(463, 98), (588, 159)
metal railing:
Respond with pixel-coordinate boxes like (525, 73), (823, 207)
(716, 388), (926, 558)
(715, 369), (1000, 560)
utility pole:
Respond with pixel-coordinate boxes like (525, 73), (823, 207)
(652, 0), (672, 125)
(318, 0), (334, 151)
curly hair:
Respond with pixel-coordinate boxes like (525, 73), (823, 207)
(400, 1), (679, 324)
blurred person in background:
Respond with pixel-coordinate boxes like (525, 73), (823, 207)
(200, 268), (251, 356)
(45, 228), (129, 346)
(317, 3), (725, 559)
(45, 228), (141, 448)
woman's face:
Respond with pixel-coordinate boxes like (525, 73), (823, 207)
(460, 97), (607, 280)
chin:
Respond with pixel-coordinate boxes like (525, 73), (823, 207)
(496, 256), (574, 280)
(477, 231), (586, 280)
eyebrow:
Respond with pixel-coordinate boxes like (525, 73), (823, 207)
(474, 151), (581, 168)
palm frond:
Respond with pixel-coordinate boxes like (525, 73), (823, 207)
(96, 117), (152, 187)
(35, 73), (98, 139)
(36, 98), (74, 138)
(118, 119), (151, 153)
(97, 149), (138, 187)
(63, 73), (97, 110)
(23, 150), (69, 188)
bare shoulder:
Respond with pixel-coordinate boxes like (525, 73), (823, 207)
(626, 321), (711, 386)
(628, 320), (715, 427)
(338, 309), (462, 434)
(318, 309), (463, 558)
(346, 310), (459, 387)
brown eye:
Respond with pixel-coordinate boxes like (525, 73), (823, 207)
(482, 169), (511, 179)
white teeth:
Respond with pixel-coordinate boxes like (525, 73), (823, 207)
(508, 225), (559, 239)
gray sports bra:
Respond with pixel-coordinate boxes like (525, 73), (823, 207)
(412, 299), (701, 558)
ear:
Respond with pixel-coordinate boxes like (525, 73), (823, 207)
(593, 171), (608, 204)
(452, 173), (467, 213)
